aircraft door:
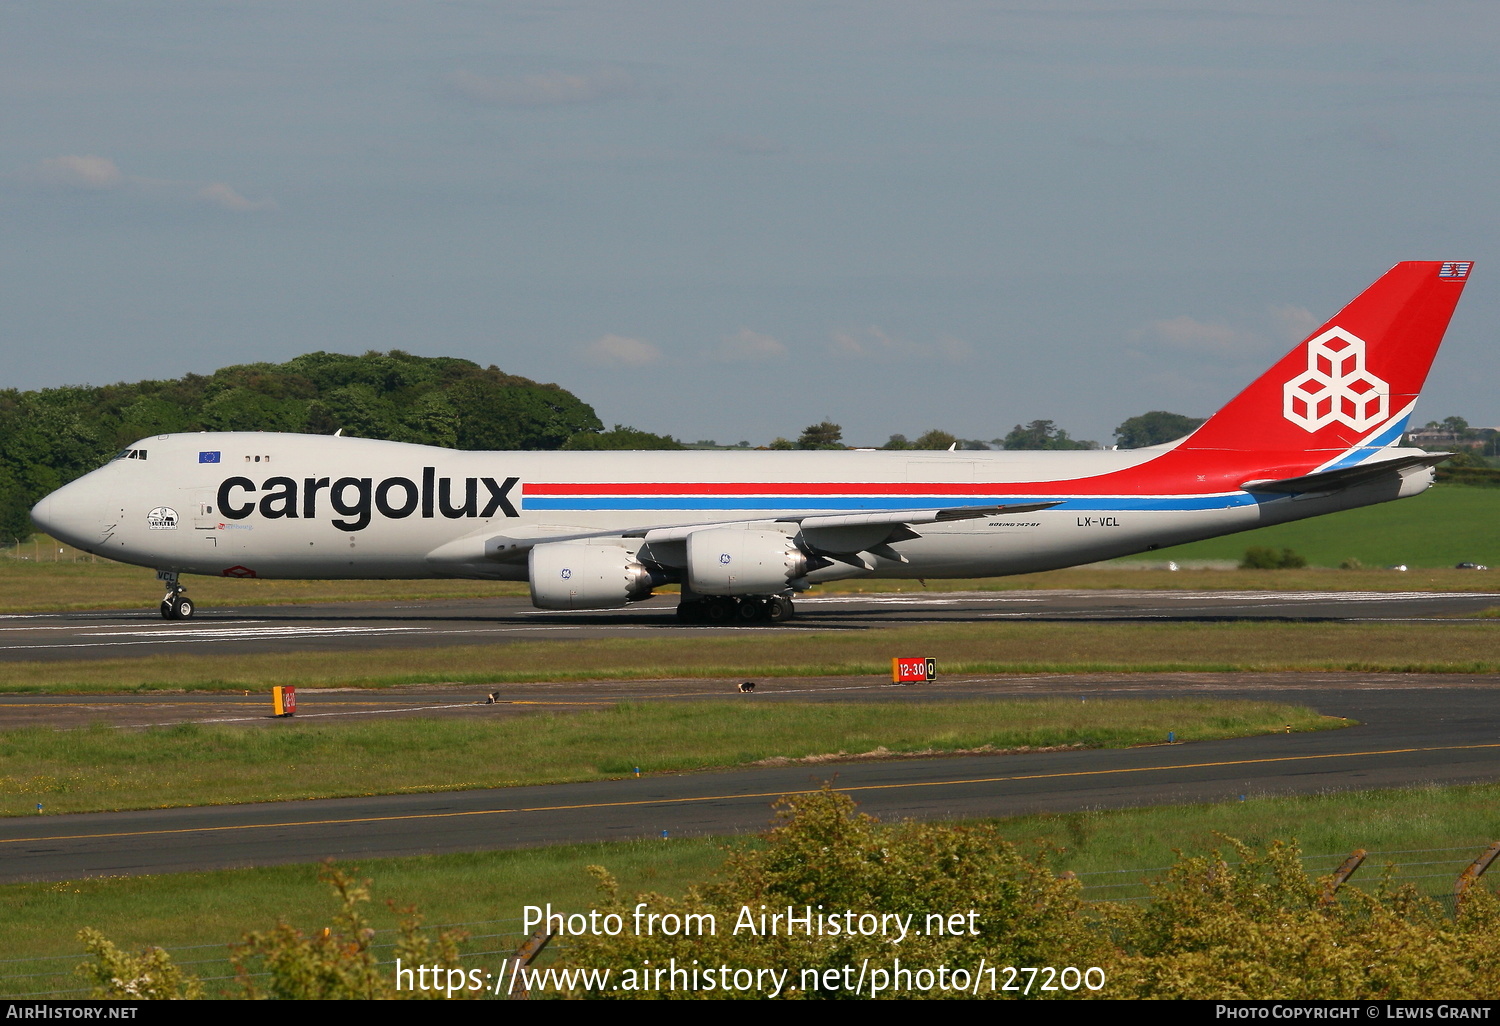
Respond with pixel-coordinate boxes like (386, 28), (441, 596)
(185, 489), (226, 552)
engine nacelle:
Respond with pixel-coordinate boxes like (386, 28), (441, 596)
(686, 528), (806, 595)
(529, 542), (654, 609)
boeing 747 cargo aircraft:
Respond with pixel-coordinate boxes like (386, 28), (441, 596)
(30, 261), (1472, 623)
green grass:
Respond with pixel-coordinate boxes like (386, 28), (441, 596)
(6, 782), (1497, 997)
(0, 837), (731, 997)
(2, 620), (1496, 693)
(1115, 484), (1500, 569)
(0, 546), (529, 613)
(1002, 782), (1500, 884)
(0, 699), (1335, 815)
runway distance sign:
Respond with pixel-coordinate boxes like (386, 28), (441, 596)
(892, 658), (936, 684)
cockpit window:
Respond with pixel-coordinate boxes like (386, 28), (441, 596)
(110, 448), (149, 462)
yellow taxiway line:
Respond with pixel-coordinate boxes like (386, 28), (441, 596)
(5, 741), (1498, 846)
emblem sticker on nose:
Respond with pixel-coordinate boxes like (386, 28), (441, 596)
(146, 506), (179, 530)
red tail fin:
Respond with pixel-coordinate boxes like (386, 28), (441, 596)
(1180, 261), (1471, 454)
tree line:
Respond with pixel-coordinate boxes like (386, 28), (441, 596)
(0, 350), (681, 541)
(0, 350), (1215, 543)
(773, 411), (1206, 452)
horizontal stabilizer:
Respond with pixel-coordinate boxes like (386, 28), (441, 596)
(1241, 453), (1449, 494)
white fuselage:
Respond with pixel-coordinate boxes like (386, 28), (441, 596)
(32, 431), (1433, 588)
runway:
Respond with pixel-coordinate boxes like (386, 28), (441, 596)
(2, 673), (1498, 882)
(1, 587), (1496, 662)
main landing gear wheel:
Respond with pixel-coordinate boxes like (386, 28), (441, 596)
(703, 596), (737, 623)
(674, 595), (795, 625)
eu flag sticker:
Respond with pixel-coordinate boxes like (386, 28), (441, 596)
(199, 451), (221, 464)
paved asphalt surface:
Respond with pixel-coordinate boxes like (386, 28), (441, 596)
(2, 672), (1498, 883)
(1, 587), (1496, 662)
(0, 589), (1496, 883)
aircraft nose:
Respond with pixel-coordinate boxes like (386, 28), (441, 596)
(29, 492), (57, 535)
(30, 480), (104, 550)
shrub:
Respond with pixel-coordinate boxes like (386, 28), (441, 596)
(234, 863), (467, 999)
(1241, 546), (1307, 569)
(559, 787), (1113, 998)
(1109, 838), (1500, 999)
(556, 796), (1500, 1000)
(78, 862), (467, 1000)
(75, 928), (203, 1000)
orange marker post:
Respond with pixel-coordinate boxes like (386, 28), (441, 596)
(892, 657), (936, 684)
(272, 685), (297, 717)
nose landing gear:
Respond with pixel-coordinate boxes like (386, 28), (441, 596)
(156, 570), (196, 620)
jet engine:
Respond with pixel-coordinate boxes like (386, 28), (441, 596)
(685, 528), (808, 595)
(528, 541), (655, 609)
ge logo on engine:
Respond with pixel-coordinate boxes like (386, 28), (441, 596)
(719, 553), (732, 564)
(560, 568), (572, 579)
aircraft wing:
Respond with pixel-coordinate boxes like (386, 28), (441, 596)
(787, 502), (1061, 528)
(639, 502), (1063, 568)
(426, 501), (1061, 570)
(1240, 453), (1450, 495)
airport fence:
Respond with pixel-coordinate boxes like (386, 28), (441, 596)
(1069, 843), (1490, 911)
(4, 843), (1495, 999)
(0, 535), (97, 563)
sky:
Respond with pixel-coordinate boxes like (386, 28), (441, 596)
(4, 1), (1498, 446)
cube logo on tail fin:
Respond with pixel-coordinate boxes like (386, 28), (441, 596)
(1282, 328), (1388, 433)
(1181, 261), (1472, 455)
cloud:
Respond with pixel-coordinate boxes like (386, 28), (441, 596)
(1268, 304), (1318, 342)
(1134, 304), (1319, 361)
(26, 155), (276, 213)
(31, 154), (124, 189)
(829, 326), (972, 363)
(1137, 315), (1260, 358)
(197, 182), (277, 212)
(447, 68), (634, 107)
(932, 336), (974, 363)
(584, 334), (662, 366)
(715, 328), (786, 362)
